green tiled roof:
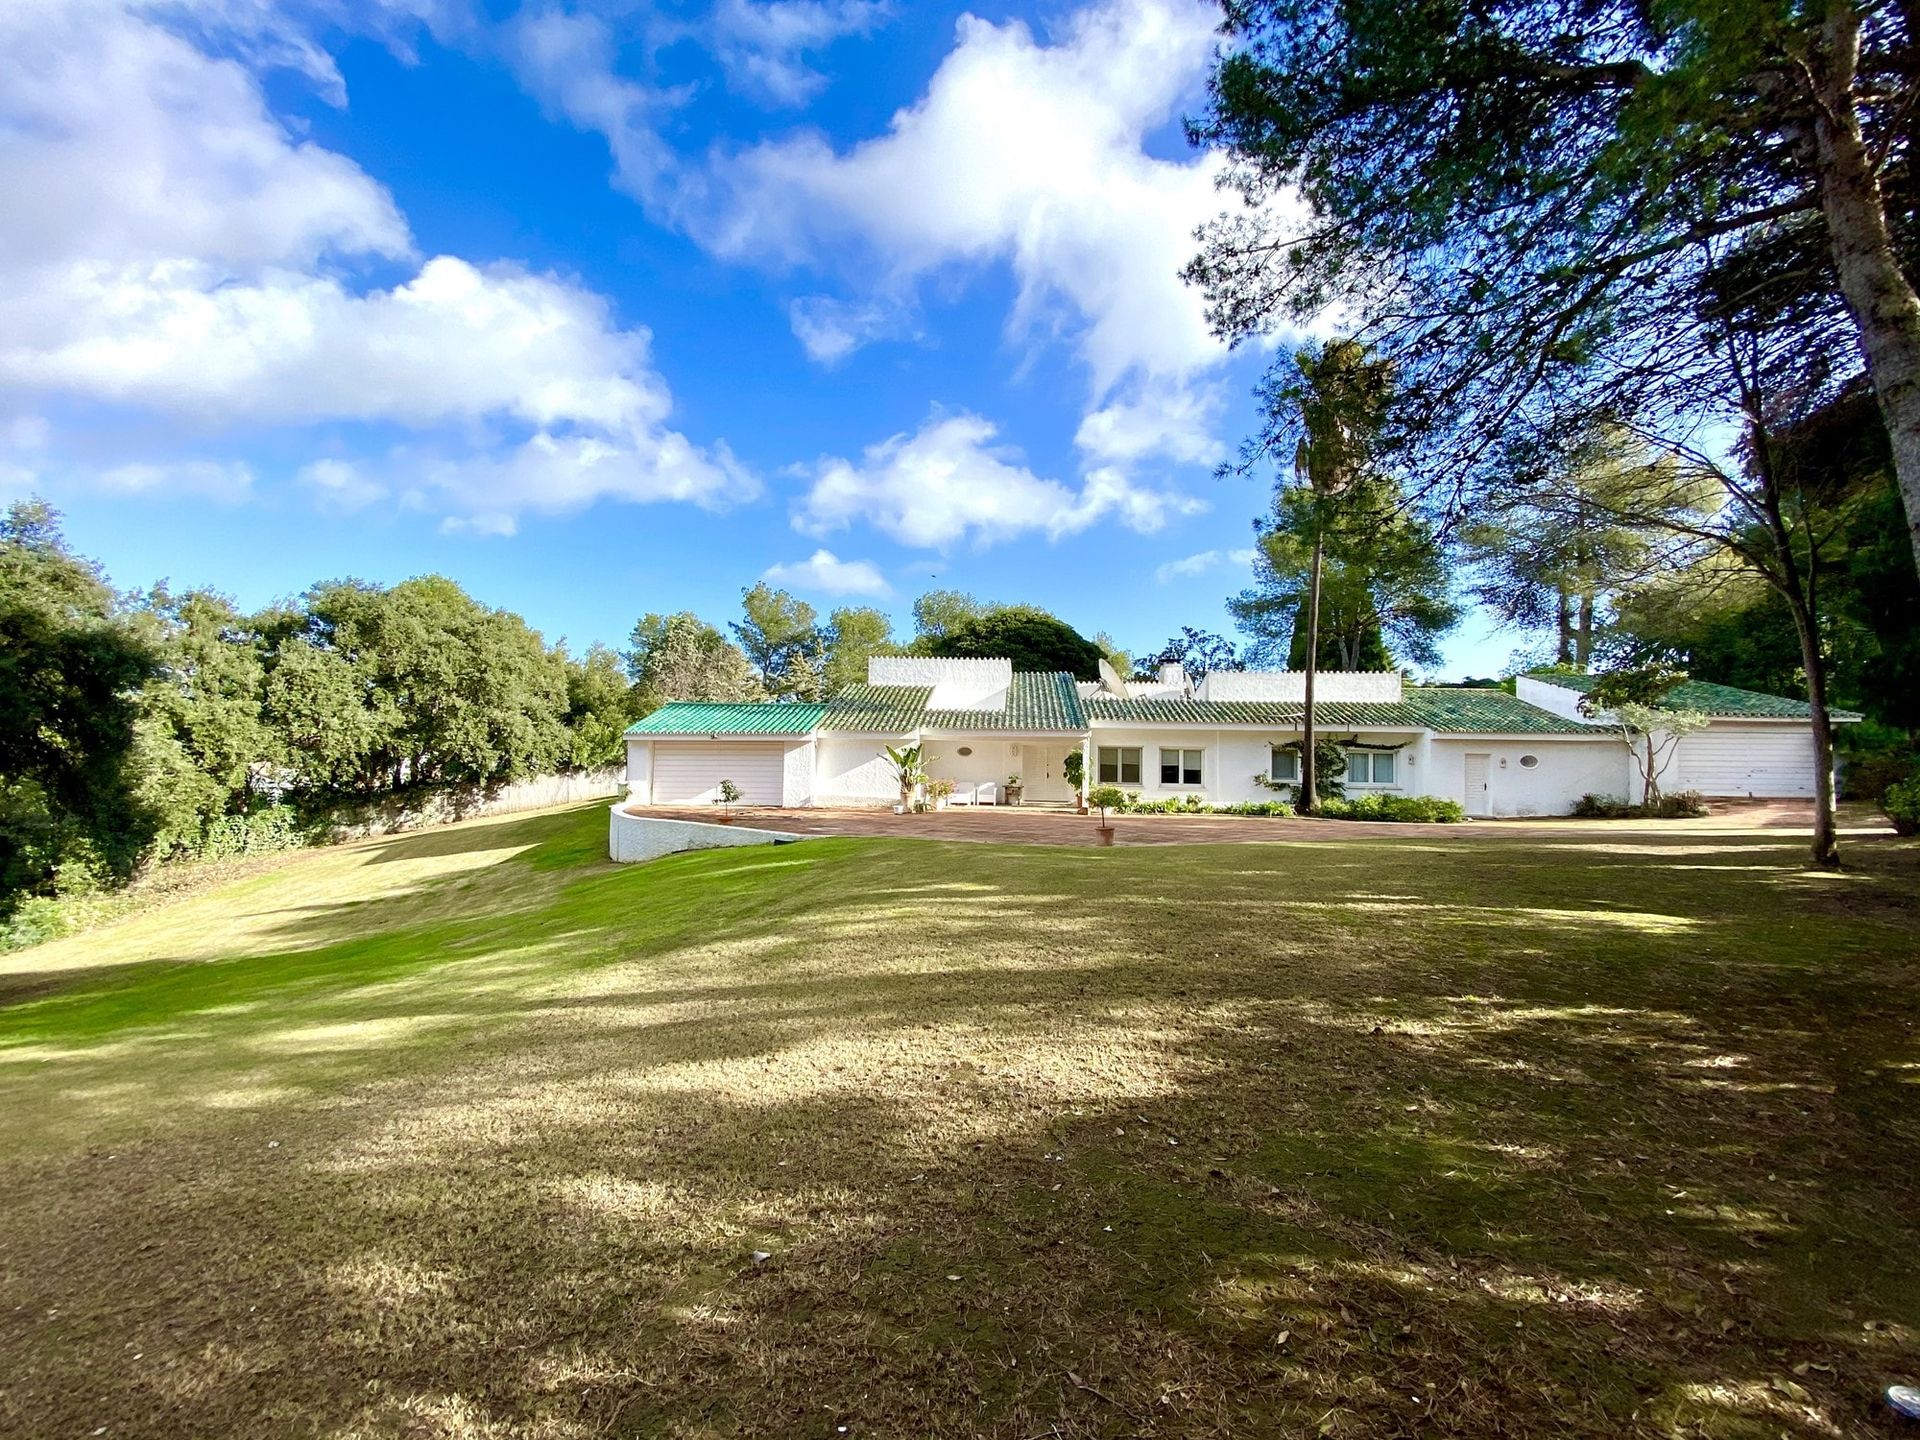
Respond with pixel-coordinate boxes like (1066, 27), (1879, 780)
(818, 684), (934, 733)
(626, 702), (826, 736)
(924, 670), (1085, 732)
(1082, 687), (1594, 734)
(1526, 671), (1861, 722)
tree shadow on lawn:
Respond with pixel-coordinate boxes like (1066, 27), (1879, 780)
(1, 817), (1917, 1439)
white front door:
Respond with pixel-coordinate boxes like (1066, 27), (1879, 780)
(1021, 744), (1077, 802)
(1464, 752), (1492, 817)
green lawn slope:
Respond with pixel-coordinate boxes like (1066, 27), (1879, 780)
(1, 803), (1916, 1438)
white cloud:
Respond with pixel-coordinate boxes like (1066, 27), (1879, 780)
(0, 2), (410, 274)
(95, 458), (256, 500)
(713, 0), (888, 106)
(4, 257), (673, 433)
(0, 0), (750, 534)
(761, 548), (892, 597)
(787, 294), (916, 365)
(297, 457), (387, 513)
(1076, 381), (1228, 467)
(700, 0), (1244, 393)
(507, 7), (682, 210)
(1153, 547), (1257, 584)
(797, 410), (1200, 550)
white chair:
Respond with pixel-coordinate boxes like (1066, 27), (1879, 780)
(974, 780), (998, 807)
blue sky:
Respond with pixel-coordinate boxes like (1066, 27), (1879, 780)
(0, 0), (1518, 676)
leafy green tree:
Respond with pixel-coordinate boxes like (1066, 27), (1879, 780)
(910, 589), (990, 647)
(0, 502), (159, 910)
(303, 577), (570, 788)
(626, 612), (764, 709)
(261, 633), (387, 793)
(1460, 427), (1695, 666)
(732, 584), (824, 700)
(928, 605), (1104, 679)
(1092, 632), (1132, 681)
(1188, 0), (1920, 577)
(562, 643), (641, 769)
(822, 606), (896, 691)
(128, 587), (273, 852)
(1141, 628), (1241, 682)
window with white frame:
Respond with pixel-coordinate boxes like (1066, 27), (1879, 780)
(1345, 749), (1398, 786)
(1269, 747), (1299, 783)
(1097, 746), (1141, 785)
(1159, 747), (1203, 785)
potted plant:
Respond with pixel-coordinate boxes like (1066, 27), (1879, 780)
(1087, 785), (1126, 846)
(713, 779), (742, 823)
(1004, 772), (1023, 805)
(1062, 751), (1086, 813)
(926, 777), (956, 811)
(884, 744), (926, 814)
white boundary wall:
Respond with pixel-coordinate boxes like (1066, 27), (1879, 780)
(607, 807), (807, 863)
(321, 767), (625, 840)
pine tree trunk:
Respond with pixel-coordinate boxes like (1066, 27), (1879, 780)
(1555, 590), (1573, 664)
(1809, 0), (1920, 577)
(1783, 585), (1841, 867)
(1576, 592), (1594, 664)
(1300, 533), (1323, 815)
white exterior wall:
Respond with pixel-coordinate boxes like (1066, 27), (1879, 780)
(1425, 737), (1628, 816)
(813, 737), (903, 806)
(867, 656), (1012, 709)
(625, 736), (652, 797)
(923, 737), (1020, 799)
(1674, 723), (1820, 798)
(1514, 676), (1593, 723)
(1197, 670), (1404, 703)
(608, 807), (804, 863)
(782, 739), (817, 807)
(1087, 727), (1421, 805)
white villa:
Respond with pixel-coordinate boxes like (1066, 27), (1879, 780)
(623, 656), (1852, 817)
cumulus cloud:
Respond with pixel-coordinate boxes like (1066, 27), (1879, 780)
(0, 0), (746, 533)
(1153, 547), (1258, 584)
(796, 411), (1199, 550)
(761, 548), (892, 597)
(700, 0), (1240, 391)
(1075, 382), (1228, 468)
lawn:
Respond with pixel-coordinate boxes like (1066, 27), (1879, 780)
(1, 804), (1916, 1439)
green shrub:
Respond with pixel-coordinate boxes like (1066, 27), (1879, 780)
(1217, 800), (1295, 817)
(1884, 776), (1920, 836)
(1572, 791), (1708, 820)
(1317, 793), (1465, 823)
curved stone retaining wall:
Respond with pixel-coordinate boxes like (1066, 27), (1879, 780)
(607, 806), (806, 863)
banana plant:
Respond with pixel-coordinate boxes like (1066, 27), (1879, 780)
(882, 743), (926, 809)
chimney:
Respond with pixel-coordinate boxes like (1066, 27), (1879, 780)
(1158, 661), (1189, 693)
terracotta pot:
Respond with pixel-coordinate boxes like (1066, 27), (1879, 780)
(1095, 826), (1115, 846)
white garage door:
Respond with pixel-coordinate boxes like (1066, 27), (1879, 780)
(1677, 725), (1817, 797)
(651, 742), (787, 806)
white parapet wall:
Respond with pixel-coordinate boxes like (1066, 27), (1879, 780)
(607, 806), (807, 863)
(867, 655), (1012, 709)
(1196, 670), (1405, 703)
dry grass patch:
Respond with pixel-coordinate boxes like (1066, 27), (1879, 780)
(1, 804), (1916, 1438)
